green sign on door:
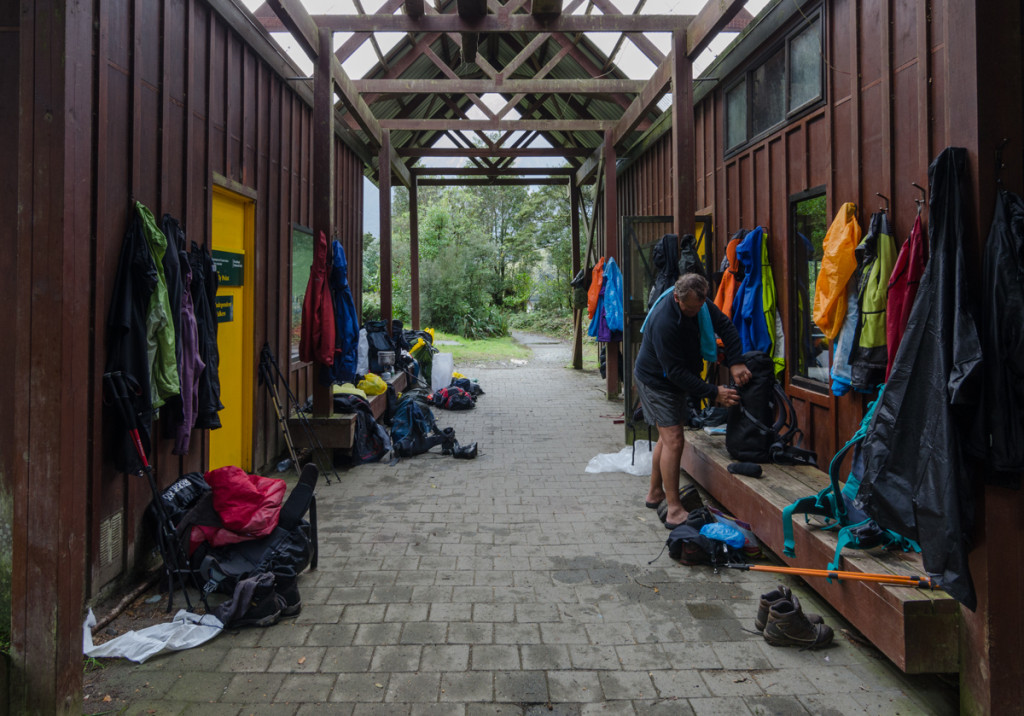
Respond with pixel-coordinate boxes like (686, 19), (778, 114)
(211, 250), (244, 286)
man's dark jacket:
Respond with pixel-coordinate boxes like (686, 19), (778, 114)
(634, 295), (742, 400)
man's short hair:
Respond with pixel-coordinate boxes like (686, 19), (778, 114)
(674, 273), (709, 303)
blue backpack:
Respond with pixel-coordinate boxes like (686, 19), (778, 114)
(391, 394), (446, 457)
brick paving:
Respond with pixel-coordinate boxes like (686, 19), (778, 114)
(84, 333), (957, 715)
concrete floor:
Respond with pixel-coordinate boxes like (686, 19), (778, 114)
(83, 332), (958, 715)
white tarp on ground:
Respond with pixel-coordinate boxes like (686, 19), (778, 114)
(83, 608), (224, 663)
(585, 441), (654, 476)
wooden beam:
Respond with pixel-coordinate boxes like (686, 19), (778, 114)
(379, 130), (393, 326)
(531, 0), (563, 15)
(411, 167), (575, 175)
(399, 146), (593, 158)
(686, 0), (747, 59)
(457, 0), (488, 20)
(416, 178), (569, 186)
(571, 178), (583, 369)
(380, 118), (614, 131)
(266, 0), (320, 61)
(354, 78), (647, 94)
(313, 13), (692, 33)
(671, 30), (694, 238)
(588, 0), (668, 65)
(603, 135), (619, 398)
(410, 180), (421, 329)
(574, 144), (603, 185)
(312, 26), (335, 418)
(404, 0), (425, 18)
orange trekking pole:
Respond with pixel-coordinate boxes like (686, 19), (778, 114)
(724, 563), (939, 590)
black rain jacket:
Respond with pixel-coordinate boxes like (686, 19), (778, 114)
(858, 147), (982, 610)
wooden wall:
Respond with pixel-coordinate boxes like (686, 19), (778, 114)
(5, 0), (365, 602)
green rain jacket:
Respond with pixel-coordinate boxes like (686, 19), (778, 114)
(137, 201), (181, 409)
(850, 211), (896, 391)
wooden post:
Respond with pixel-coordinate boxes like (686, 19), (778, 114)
(9, 0), (91, 710)
(570, 178), (582, 369)
(379, 130), (393, 330)
(311, 27), (334, 417)
(409, 178), (420, 330)
(671, 30), (695, 239)
(603, 135), (619, 398)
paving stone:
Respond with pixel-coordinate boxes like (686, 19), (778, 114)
(440, 671), (494, 702)
(221, 673), (287, 702)
(329, 673), (391, 702)
(470, 644), (520, 670)
(321, 646), (375, 673)
(598, 671), (656, 701)
(548, 670), (603, 702)
(699, 670), (765, 698)
(449, 622), (494, 644)
(273, 673), (337, 703)
(371, 645), (423, 671)
(386, 672), (442, 703)
(568, 645), (622, 671)
(494, 670), (548, 702)
(401, 622), (450, 644)
(161, 671), (234, 702)
(688, 696), (753, 716)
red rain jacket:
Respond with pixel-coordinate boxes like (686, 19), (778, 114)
(885, 213), (928, 378)
(190, 466), (287, 552)
(299, 230), (336, 365)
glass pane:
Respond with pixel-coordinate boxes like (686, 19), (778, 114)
(291, 227), (314, 359)
(751, 49), (785, 136)
(789, 21), (822, 111)
(790, 193), (829, 383)
(726, 80), (747, 149)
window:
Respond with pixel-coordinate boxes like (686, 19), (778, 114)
(290, 225), (314, 360)
(789, 188), (829, 385)
(724, 11), (823, 153)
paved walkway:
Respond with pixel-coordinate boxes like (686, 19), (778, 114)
(85, 333), (957, 715)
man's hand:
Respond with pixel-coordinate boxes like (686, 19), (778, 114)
(716, 386), (740, 407)
(730, 363), (752, 387)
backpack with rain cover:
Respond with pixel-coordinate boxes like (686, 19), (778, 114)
(391, 392), (446, 457)
(726, 351), (817, 466)
(364, 320), (398, 375)
(782, 391), (920, 571)
(193, 464), (319, 596)
(428, 386), (476, 410)
(666, 507), (745, 567)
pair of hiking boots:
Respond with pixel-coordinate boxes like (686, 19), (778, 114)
(222, 574), (302, 629)
(440, 427), (478, 459)
(755, 584), (833, 650)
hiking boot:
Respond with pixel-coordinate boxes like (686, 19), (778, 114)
(679, 483), (704, 513)
(276, 577), (302, 617)
(232, 588), (285, 628)
(754, 584), (823, 631)
(762, 598), (833, 649)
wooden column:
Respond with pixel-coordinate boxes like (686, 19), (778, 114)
(946, 2), (1024, 714)
(603, 136), (619, 398)
(570, 178), (582, 369)
(409, 178), (420, 330)
(9, 0), (91, 710)
(379, 129), (393, 330)
(671, 30), (695, 238)
(311, 27), (334, 417)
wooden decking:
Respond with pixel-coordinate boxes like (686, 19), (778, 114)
(681, 429), (960, 674)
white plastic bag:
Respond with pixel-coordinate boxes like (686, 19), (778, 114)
(431, 352), (454, 393)
(356, 328), (369, 376)
(585, 442), (654, 476)
(82, 608), (223, 663)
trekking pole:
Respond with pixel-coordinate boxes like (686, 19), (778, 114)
(260, 343), (340, 485)
(258, 353), (301, 471)
(103, 372), (209, 613)
(723, 563), (939, 590)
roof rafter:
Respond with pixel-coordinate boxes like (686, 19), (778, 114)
(311, 13), (690, 34)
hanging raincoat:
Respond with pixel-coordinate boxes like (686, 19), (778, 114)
(646, 234), (680, 309)
(850, 211), (897, 392)
(137, 201), (181, 409)
(731, 227), (784, 375)
(603, 257), (623, 335)
(966, 188), (1024, 480)
(858, 147), (982, 610)
(885, 213), (929, 379)
(714, 231), (745, 319)
(587, 257), (605, 320)
(328, 240), (360, 384)
(299, 231), (336, 366)
(813, 203), (861, 340)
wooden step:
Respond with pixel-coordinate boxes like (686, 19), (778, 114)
(680, 429), (959, 674)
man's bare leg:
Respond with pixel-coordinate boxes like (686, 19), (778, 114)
(646, 439), (666, 505)
(657, 424), (686, 526)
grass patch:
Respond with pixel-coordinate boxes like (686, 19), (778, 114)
(432, 331), (531, 364)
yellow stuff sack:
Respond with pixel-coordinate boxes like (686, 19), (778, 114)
(358, 373), (387, 396)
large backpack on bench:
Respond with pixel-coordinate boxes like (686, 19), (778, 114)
(781, 392), (919, 571)
(726, 350), (817, 466)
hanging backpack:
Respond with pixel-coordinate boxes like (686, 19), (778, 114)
(726, 351), (817, 466)
(677, 233), (707, 279)
(391, 394), (446, 457)
(428, 386), (476, 410)
(782, 391), (920, 572)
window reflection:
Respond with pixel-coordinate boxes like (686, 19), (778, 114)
(790, 191), (829, 383)
(291, 226), (314, 359)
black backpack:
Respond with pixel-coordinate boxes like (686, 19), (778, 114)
(666, 507), (744, 567)
(726, 351), (817, 466)
(364, 320), (397, 375)
(428, 386), (476, 410)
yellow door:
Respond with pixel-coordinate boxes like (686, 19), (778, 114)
(209, 187), (254, 471)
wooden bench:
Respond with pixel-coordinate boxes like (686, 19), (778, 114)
(681, 428), (959, 674)
(288, 372), (408, 451)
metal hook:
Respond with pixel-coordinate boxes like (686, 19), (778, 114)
(875, 192), (889, 214)
(996, 138), (1009, 187)
(911, 182), (927, 215)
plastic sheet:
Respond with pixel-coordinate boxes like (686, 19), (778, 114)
(83, 608), (223, 663)
(431, 352), (454, 393)
(356, 328), (369, 376)
(584, 442), (654, 477)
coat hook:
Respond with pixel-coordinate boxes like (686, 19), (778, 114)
(911, 182), (927, 216)
(875, 192), (889, 214)
(996, 137), (1009, 187)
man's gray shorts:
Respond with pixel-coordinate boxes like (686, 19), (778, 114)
(634, 375), (688, 427)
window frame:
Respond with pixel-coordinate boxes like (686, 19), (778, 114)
(787, 185), (830, 392)
(723, 9), (825, 155)
(290, 223), (314, 362)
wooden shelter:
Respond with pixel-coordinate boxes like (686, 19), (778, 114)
(1, 0), (1022, 712)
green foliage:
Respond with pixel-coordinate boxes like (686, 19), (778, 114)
(509, 307), (575, 338)
(362, 233), (380, 293)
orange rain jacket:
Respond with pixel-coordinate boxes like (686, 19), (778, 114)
(813, 203), (861, 340)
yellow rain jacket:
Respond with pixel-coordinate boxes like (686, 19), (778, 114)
(813, 203), (861, 340)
